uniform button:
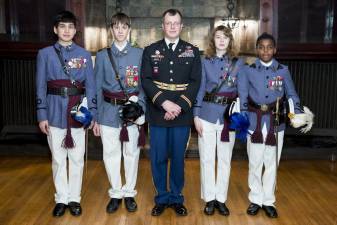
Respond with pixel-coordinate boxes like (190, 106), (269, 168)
(169, 70), (173, 73)
(221, 67), (223, 70)
(266, 76), (269, 79)
(265, 95), (269, 98)
(266, 67), (269, 70)
(119, 66), (122, 69)
(220, 58), (223, 61)
(266, 85), (269, 88)
(170, 61), (173, 65)
(170, 78), (173, 82)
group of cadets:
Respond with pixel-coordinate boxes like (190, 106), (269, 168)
(36, 8), (304, 219)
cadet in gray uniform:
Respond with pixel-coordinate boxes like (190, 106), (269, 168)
(93, 13), (144, 213)
(238, 33), (301, 218)
(36, 11), (96, 217)
(194, 25), (243, 216)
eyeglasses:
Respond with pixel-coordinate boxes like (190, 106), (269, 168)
(164, 22), (181, 27)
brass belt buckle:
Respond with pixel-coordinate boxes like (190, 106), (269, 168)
(168, 84), (176, 91)
(260, 104), (268, 112)
(62, 87), (68, 97)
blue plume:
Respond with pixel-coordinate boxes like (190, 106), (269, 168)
(72, 106), (93, 128)
(229, 112), (250, 142)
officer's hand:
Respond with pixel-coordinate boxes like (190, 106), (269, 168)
(162, 100), (181, 115)
(194, 116), (203, 137)
(39, 120), (49, 135)
(164, 112), (175, 120)
(93, 122), (101, 136)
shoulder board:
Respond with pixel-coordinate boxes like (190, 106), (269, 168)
(277, 64), (284, 70)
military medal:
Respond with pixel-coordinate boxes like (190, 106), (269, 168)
(68, 57), (87, 69)
(178, 46), (194, 57)
(269, 75), (284, 91)
(125, 66), (139, 87)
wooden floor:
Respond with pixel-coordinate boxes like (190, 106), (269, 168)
(0, 157), (336, 225)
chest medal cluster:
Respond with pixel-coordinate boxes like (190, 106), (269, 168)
(67, 57), (87, 69)
(125, 65), (139, 87)
(268, 75), (284, 91)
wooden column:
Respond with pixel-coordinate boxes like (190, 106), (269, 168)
(66, 0), (86, 47)
(259, 0), (278, 39)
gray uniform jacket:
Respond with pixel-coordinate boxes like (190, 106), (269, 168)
(237, 59), (301, 131)
(95, 42), (145, 128)
(36, 42), (96, 129)
(193, 55), (244, 124)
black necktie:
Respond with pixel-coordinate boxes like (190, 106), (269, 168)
(168, 43), (174, 52)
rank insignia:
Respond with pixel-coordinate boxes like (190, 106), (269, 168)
(68, 57), (87, 69)
(268, 76), (284, 91)
(125, 66), (139, 87)
(151, 50), (164, 61)
(153, 66), (159, 74)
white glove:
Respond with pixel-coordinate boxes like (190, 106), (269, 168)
(133, 114), (145, 125)
(289, 106), (314, 133)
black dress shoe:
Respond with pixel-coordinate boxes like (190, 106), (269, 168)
(106, 198), (122, 213)
(170, 203), (188, 216)
(204, 200), (215, 215)
(247, 203), (261, 216)
(151, 204), (168, 216)
(215, 200), (229, 216)
(262, 205), (278, 218)
(124, 197), (137, 212)
(68, 202), (82, 216)
(52, 203), (67, 217)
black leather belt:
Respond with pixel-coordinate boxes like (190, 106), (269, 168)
(248, 97), (283, 113)
(47, 87), (84, 97)
(104, 96), (127, 105)
(203, 93), (235, 105)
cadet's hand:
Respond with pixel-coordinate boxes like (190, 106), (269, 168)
(194, 116), (203, 137)
(88, 121), (95, 130)
(162, 100), (181, 117)
(93, 122), (101, 136)
(39, 120), (49, 135)
(164, 112), (176, 120)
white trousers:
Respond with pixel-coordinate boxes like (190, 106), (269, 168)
(247, 125), (284, 207)
(100, 124), (140, 198)
(47, 126), (85, 204)
(198, 119), (235, 203)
